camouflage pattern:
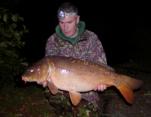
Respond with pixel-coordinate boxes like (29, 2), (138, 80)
(45, 29), (107, 113)
(45, 30), (107, 65)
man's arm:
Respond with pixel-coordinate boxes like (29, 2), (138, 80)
(88, 33), (109, 91)
(87, 32), (107, 65)
(45, 35), (59, 56)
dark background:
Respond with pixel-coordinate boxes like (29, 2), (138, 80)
(1, 0), (151, 66)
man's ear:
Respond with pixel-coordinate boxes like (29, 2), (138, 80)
(76, 16), (80, 24)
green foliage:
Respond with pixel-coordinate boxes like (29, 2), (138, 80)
(0, 7), (28, 85)
(44, 90), (102, 117)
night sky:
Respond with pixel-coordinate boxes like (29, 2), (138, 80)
(1, 0), (151, 65)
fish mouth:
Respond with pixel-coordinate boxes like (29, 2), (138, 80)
(22, 76), (36, 83)
(22, 76), (29, 82)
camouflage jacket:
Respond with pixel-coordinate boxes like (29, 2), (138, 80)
(45, 22), (107, 65)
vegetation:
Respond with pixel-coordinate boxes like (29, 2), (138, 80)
(0, 7), (28, 87)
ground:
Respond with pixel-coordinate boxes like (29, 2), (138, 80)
(0, 61), (151, 117)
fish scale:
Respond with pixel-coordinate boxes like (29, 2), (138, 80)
(22, 56), (143, 106)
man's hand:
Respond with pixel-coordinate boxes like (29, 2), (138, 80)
(94, 84), (107, 91)
(37, 81), (48, 87)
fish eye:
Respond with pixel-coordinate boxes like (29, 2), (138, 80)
(30, 69), (34, 72)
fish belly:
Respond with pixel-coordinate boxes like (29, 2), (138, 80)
(51, 72), (100, 92)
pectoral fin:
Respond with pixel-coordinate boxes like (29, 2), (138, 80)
(47, 81), (58, 95)
(69, 91), (82, 106)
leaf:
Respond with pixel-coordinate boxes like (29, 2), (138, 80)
(3, 14), (8, 22)
(0, 7), (28, 80)
(11, 15), (18, 22)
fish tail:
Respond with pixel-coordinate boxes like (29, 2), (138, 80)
(116, 82), (134, 104)
(122, 75), (143, 90)
(115, 75), (143, 104)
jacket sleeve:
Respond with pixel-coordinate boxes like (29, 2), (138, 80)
(45, 35), (59, 57)
(87, 32), (107, 65)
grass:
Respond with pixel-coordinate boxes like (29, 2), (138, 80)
(0, 83), (56, 117)
(0, 81), (108, 117)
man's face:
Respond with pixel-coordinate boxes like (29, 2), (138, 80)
(59, 15), (79, 37)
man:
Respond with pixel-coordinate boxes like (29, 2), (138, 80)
(45, 2), (107, 108)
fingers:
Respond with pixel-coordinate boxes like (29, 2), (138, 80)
(42, 81), (48, 87)
(94, 84), (107, 91)
(98, 84), (107, 91)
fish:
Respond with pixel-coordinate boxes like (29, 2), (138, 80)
(22, 56), (143, 106)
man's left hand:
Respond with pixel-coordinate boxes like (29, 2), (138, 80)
(94, 84), (107, 91)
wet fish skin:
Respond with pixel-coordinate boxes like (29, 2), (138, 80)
(22, 56), (143, 106)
